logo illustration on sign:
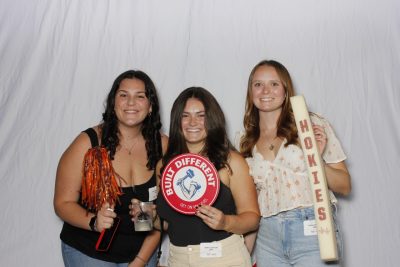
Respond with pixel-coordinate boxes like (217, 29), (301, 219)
(176, 169), (201, 200)
(161, 153), (220, 214)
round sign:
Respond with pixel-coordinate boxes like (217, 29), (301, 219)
(161, 153), (220, 215)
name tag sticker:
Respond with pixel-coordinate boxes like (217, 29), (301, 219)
(304, 219), (317, 236)
(148, 186), (158, 201)
(200, 242), (222, 258)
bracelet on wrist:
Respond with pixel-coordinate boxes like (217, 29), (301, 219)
(135, 254), (147, 264)
(89, 215), (97, 232)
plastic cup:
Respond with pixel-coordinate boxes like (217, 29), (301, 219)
(132, 201), (153, 231)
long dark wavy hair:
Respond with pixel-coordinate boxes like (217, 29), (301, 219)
(162, 87), (232, 173)
(240, 60), (299, 158)
(101, 70), (162, 170)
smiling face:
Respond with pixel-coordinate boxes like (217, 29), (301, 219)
(181, 98), (207, 152)
(251, 65), (286, 113)
(114, 78), (151, 129)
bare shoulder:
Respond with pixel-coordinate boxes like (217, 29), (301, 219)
(160, 133), (169, 153)
(155, 159), (163, 185)
(60, 129), (93, 161)
(227, 150), (249, 174)
(156, 159), (163, 172)
(228, 150), (247, 165)
(56, 129), (94, 185)
(160, 132), (168, 139)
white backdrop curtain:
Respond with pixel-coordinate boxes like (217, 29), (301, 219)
(0, 0), (399, 266)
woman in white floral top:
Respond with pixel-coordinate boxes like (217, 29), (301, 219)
(236, 60), (351, 267)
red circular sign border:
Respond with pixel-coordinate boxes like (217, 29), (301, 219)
(161, 153), (220, 215)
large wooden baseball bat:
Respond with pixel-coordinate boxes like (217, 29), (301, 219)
(290, 95), (338, 261)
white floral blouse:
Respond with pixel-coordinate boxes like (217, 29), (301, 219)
(235, 113), (347, 218)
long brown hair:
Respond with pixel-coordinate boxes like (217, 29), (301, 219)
(240, 60), (298, 157)
(162, 87), (232, 173)
(101, 70), (162, 169)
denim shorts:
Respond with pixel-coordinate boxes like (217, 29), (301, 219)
(254, 206), (343, 267)
(61, 242), (158, 267)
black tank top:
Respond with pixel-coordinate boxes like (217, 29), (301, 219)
(60, 128), (157, 263)
(157, 179), (236, 246)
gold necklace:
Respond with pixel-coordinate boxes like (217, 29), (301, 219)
(122, 138), (139, 155)
(268, 136), (278, 151)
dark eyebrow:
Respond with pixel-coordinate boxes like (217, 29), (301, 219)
(116, 89), (146, 94)
(182, 110), (205, 114)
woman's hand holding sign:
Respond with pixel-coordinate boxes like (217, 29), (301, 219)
(195, 204), (227, 231)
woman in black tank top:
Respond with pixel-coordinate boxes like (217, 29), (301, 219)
(54, 70), (167, 266)
(155, 87), (260, 267)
